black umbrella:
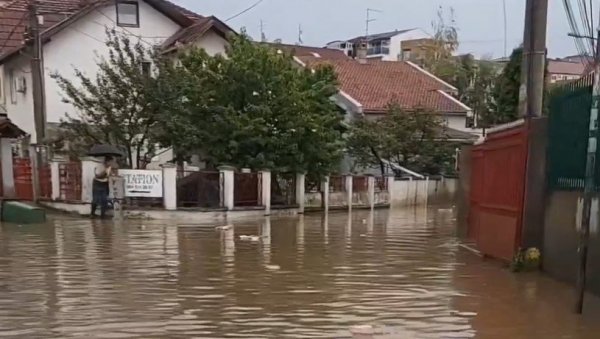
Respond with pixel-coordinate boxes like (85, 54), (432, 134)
(87, 144), (125, 157)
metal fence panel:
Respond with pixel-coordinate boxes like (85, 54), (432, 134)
(547, 80), (594, 191)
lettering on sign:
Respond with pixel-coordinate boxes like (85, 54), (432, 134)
(118, 170), (163, 198)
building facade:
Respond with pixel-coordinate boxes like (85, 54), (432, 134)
(325, 28), (432, 62)
(0, 0), (231, 144)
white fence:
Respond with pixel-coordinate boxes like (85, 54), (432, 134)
(391, 178), (458, 207)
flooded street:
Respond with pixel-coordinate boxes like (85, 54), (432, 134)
(1, 207), (600, 338)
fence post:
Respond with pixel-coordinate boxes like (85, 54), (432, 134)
(50, 161), (60, 201)
(219, 166), (235, 210)
(296, 172), (306, 214)
(260, 170), (271, 215)
(386, 175), (395, 207)
(0, 138), (15, 198)
(80, 157), (98, 203)
(367, 175), (375, 210)
(29, 145), (40, 202)
(321, 176), (330, 212)
(345, 175), (353, 211)
(162, 164), (177, 211)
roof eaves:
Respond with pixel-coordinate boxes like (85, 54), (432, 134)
(405, 60), (458, 92)
(436, 90), (472, 113)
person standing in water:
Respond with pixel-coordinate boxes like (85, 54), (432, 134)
(91, 156), (114, 218)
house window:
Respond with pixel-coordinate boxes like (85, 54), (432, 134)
(9, 69), (16, 104)
(402, 49), (412, 60)
(141, 61), (151, 77)
(116, 1), (139, 27)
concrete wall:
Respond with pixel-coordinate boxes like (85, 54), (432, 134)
(329, 191), (347, 208)
(543, 191), (600, 296)
(391, 178), (458, 207)
(305, 192), (322, 209)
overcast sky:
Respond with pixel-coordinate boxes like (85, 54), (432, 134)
(172, 0), (599, 59)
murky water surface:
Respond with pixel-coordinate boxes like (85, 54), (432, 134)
(1, 207), (600, 338)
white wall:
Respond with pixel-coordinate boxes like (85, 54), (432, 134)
(190, 30), (228, 56)
(3, 57), (34, 140)
(43, 1), (182, 130)
(391, 178), (458, 207)
(443, 115), (468, 132)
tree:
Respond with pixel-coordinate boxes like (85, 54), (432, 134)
(421, 7), (498, 129)
(157, 33), (344, 178)
(487, 47), (523, 126)
(346, 105), (455, 176)
(51, 30), (164, 168)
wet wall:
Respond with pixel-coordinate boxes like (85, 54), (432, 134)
(544, 191), (600, 296)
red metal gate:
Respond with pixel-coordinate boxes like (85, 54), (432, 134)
(13, 157), (33, 201)
(468, 123), (528, 261)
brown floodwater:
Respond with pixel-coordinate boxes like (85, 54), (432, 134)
(1, 207), (600, 339)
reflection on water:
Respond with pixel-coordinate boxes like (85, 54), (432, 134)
(1, 208), (600, 338)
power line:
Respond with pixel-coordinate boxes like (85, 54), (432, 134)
(93, 8), (155, 46)
(225, 0), (264, 22)
(69, 26), (105, 44)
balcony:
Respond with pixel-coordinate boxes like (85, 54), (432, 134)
(367, 45), (390, 56)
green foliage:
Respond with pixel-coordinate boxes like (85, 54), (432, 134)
(346, 105), (455, 176)
(156, 33), (345, 178)
(488, 47), (523, 126)
(52, 31), (344, 177)
(421, 8), (497, 129)
(51, 30), (160, 168)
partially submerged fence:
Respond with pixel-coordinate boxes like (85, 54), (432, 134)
(271, 173), (296, 206)
(59, 162), (82, 201)
(177, 170), (222, 208)
(13, 157), (33, 201)
(234, 172), (261, 207)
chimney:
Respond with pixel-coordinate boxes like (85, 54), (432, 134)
(356, 39), (368, 64)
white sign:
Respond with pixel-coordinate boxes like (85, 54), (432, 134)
(119, 170), (163, 198)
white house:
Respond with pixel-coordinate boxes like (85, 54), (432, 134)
(275, 44), (477, 175)
(0, 0), (233, 144)
(325, 28), (431, 62)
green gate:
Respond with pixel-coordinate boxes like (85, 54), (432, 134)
(547, 75), (598, 191)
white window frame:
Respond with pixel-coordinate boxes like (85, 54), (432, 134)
(116, 1), (140, 28)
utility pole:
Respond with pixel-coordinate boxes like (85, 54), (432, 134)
(365, 8), (381, 40)
(575, 26), (600, 315)
(519, 0), (548, 292)
(519, 0), (548, 118)
(260, 19), (266, 42)
(297, 24), (303, 45)
(27, 0), (46, 202)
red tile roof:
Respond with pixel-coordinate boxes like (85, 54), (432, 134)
(270, 43), (351, 61)
(547, 59), (586, 76)
(0, 0), (203, 60)
(304, 58), (468, 114)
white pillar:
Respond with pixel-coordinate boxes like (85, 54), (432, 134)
(80, 157), (98, 203)
(321, 176), (330, 212)
(0, 138), (15, 198)
(50, 161), (60, 201)
(386, 175), (395, 206)
(345, 175), (353, 211)
(162, 164), (177, 211)
(260, 170), (271, 215)
(367, 175), (375, 210)
(219, 166), (235, 210)
(295, 172), (306, 214)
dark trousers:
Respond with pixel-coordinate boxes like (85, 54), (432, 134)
(91, 180), (109, 217)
